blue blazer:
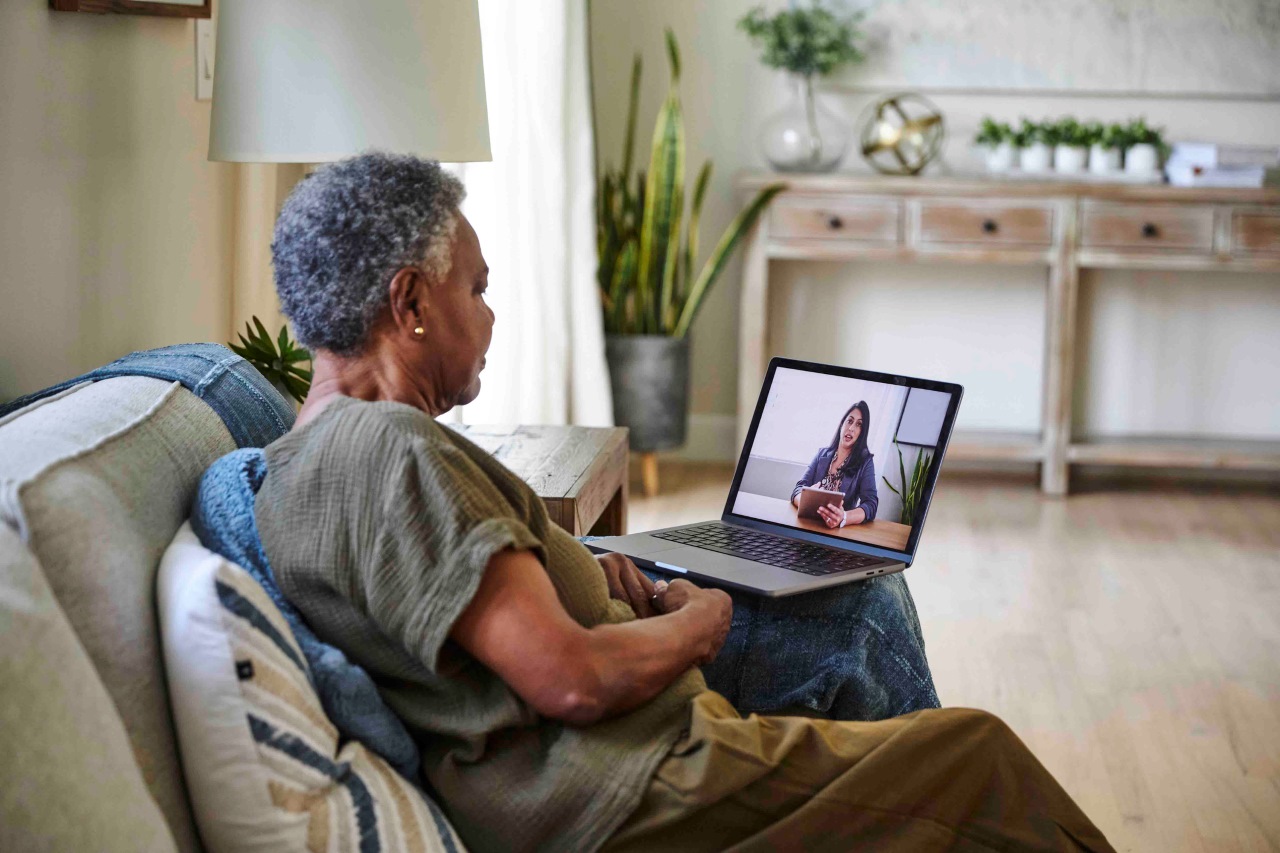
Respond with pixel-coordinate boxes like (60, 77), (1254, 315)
(791, 446), (879, 522)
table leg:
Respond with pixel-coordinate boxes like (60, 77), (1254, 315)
(640, 452), (659, 498)
(588, 484), (629, 536)
(1041, 201), (1079, 497)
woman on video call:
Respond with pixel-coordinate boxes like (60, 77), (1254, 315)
(791, 400), (879, 528)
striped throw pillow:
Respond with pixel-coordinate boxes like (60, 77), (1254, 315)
(158, 523), (466, 853)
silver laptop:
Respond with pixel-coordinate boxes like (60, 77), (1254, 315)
(587, 358), (963, 597)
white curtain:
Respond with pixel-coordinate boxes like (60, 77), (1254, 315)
(444, 0), (611, 426)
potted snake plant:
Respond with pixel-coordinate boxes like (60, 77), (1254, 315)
(597, 29), (784, 468)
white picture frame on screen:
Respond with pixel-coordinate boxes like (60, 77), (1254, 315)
(893, 388), (950, 448)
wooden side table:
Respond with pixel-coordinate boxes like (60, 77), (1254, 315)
(449, 424), (629, 536)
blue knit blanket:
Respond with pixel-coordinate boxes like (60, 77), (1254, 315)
(189, 448), (421, 782)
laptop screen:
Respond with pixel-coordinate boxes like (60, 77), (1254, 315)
(725, 360), (962, 560)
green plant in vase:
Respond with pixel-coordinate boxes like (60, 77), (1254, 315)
(883, 445), (933, 525)
(1053, 117), (1089, 173)
(1086, 121), (1125, 174)
(229, 317), (312, 405)
(1123, 117), (1168, 175)
(739, 2), (865, 172)
(1018, 118), (1055, 172)
(974, 117), (1015, 172)
(596, 28), (783, 486)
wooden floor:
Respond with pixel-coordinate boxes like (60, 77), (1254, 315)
(628, 462), (1280, 853)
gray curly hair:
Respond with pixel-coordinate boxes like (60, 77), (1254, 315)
(271, 152), (466, 355)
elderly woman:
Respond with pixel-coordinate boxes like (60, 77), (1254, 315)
(255, 153), (1111, 852)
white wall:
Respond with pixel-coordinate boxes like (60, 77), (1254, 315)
(750, 367), (906, 466)
(0, 3), (235, 401)
(588, 0), (1280, 451)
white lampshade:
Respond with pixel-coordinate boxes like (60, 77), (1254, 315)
(209, 0), (491, 163)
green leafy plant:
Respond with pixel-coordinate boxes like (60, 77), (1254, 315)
(229, 317), (312, 404)
(1098, 122), (1126, 150)
(974, 117), (1013, 147)
(597, 30), (785, 336)
(738, 3), (864, 78)
(883, 445), (933, 526)
(1018, 118), (1060, 146)
(1053, 117), (1089, 148)
(1124, 117), (1169, 157)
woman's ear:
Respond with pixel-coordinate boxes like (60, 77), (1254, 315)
(387, 266), (429, 338)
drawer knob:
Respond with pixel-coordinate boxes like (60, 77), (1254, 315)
(1141, 222), (1159, 238)
(827, 215), (844, 230)
(981, 219), (998, 234)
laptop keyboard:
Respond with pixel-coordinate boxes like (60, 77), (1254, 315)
(653, 523), (885, 577)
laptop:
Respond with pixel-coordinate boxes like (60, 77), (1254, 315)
(587, 358), (963, 597)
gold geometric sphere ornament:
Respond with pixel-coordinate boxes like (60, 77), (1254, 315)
(858, 93), (946, 176)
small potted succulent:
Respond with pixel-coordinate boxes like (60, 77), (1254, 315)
(1018, 118), (1056, 173)
(1123, 117), (1166, 176)
(1087, 122), (1125, 174)
(1053, 117), (1089, 174)
(974, 118), (1016, 173)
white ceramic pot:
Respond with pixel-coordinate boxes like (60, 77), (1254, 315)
(1125, 143), (1159, 175)
(983, 141), (1016, 172)
(1089, 144), (1122, 174)
(1054, 145), (1088, 174)
(1021, 142), (1053, 173)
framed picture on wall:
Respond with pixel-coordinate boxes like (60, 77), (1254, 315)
(50, 0), (211, 18)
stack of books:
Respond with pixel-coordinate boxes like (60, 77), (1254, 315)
(1165, 143), (1280, 188)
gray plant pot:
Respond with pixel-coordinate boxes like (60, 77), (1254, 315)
(604, 334), (689, 453)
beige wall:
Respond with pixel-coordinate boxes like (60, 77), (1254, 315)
(0, 2), (235, 401)
(589, 1), (1280, 449)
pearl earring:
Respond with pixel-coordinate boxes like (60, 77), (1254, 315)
(413, 326), (425, 337)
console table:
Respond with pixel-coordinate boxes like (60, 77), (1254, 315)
(737, 173), (1280, 495)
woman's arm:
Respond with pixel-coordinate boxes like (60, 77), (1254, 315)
(450, 548), (731, 726)
(853, 456), (878, 522)
(791, 449), (824, 506)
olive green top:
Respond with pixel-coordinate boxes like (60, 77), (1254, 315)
(255, 396), (706, 852)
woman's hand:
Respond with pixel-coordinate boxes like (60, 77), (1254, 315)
(654, 579), (732, 665)
(816, 502), (847, 529)
(596, 552), (659, 618)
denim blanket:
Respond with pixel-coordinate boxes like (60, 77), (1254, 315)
(190, 448), (421, 782)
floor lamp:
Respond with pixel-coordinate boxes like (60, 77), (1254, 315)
(208, 0), (492, 349)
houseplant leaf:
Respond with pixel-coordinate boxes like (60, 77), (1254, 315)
(682, 160), (713, 304)
(672, 182), (785, 338)
(637, 28), (685, 334)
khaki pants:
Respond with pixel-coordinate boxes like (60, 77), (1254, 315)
(604, 692), (1113, 852)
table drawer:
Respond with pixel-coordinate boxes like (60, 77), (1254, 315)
(1080, 202), (1214, 253)
(770, 195), (901, 243)
(916, 200), (1054, 247)
(1232, 210), (1280, 255)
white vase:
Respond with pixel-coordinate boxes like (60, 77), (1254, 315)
(983, 142), (1015, 172)
(1054, 145), (1087, 174)
(1125, 143), (1159, 175)
(1089, 144), (1122, 174)
(1021, 142), (1053, 173)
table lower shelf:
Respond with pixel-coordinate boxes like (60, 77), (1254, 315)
(1066, 436), (1280, 471)
(947, 431), (1045, 463)
(944, 431), (1280, 473)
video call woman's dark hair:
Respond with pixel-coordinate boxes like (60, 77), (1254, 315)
(827, 401), (871, 476)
